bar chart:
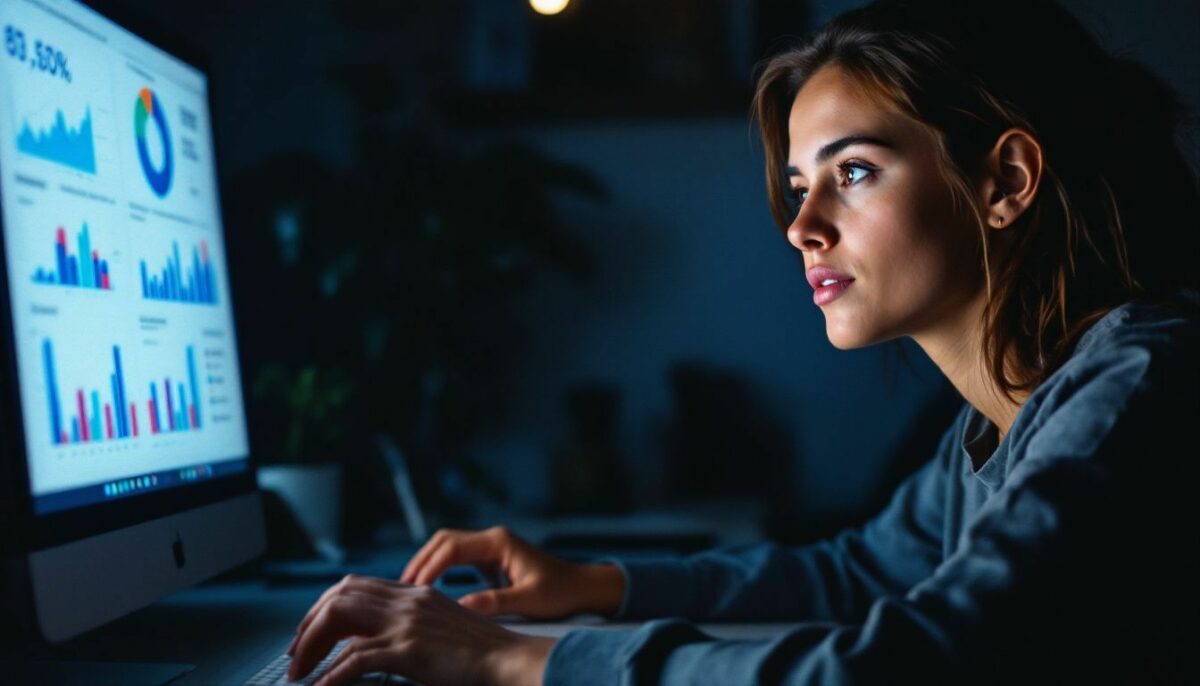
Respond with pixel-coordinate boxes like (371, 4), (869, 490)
(139, 240), (218, 305)
(31, 223), (112, 290)
(41, 339), (203, 446)
(145, 345), (203, 435)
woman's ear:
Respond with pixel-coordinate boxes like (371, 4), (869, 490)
(979, 128), (1043, 229)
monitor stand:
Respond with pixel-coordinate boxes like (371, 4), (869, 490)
(0, 659), (193, 685)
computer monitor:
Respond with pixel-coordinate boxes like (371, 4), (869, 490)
(0, 0), (263, 643)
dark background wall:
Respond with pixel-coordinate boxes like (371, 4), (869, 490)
(107, 0), (1200, 543)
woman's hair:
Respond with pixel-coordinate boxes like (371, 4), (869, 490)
(753, 0), (1200, 401)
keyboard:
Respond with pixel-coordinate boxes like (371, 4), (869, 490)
(244, 638), (416, 685)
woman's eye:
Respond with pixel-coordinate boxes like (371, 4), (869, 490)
(839, 162), (876, 185)
(787, 187), (808, 218)
(790, 162), (872, 216)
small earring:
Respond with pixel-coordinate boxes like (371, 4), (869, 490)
(994, 216), (1004, 226)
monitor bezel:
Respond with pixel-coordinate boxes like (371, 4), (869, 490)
(0, 0), (259, 554)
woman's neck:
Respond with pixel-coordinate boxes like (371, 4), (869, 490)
(914, 290), (1025, 443)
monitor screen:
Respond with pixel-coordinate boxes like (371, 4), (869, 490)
(0, 0), (249, 517)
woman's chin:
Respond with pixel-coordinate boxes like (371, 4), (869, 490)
(826, 331), (868, 351)
(824, 320), (879, 350)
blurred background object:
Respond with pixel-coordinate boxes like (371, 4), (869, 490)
(548, 382), (629, 515)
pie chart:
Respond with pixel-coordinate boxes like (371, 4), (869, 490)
(134, 87), (173, 198)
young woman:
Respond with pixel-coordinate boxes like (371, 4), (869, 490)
(286, 1), (1200, 683)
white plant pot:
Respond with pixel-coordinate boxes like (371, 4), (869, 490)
(258, 463), (344, 562)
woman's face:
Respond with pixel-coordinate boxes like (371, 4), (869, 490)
(785, 66), (985, 350)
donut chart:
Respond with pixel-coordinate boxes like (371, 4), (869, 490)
(134, 87), (173, 198)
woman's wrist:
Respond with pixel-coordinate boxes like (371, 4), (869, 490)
(489, 634), (556, 686)
(576, 563), (626, 617)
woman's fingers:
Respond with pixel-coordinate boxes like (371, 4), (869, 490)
(288, 579), (548, 686)
(401, 529), (467, 585)
(399, 528), (455, 584)
(288, 594), (367, 681)
(402, 528), (505, 586)
(289, 576), (397, 656)
(315, 647), (399, 686)
(458, 585), (539, 617)
(289, 584), (395, 681)
(411, 532), (502, 586)
(320, 634), (391, 681)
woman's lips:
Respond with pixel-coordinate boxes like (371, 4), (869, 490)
(813, 279), (854, 306)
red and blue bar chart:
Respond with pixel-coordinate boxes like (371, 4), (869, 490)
(146, 345), (202, 435)
(140, 240), (217, 305)
(41, 339), (202, 445)
(31, 223), (111, 290)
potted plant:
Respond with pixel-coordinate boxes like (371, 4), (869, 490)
(254, 363), (354, 562)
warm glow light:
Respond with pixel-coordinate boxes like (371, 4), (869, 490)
(529, 0), (570, 16)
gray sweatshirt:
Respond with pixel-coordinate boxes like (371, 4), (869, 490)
(544, 293), (1200, 685)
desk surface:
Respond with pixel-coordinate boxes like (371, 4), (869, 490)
(20, 547), (798, 685)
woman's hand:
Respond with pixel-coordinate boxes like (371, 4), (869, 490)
(286, 575), (555, 686)
(400, 526), (625, 620)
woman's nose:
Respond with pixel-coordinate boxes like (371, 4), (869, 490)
(786, 188), (837, 253)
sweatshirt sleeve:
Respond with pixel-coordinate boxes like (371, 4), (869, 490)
(545, 321), (1200, 685)
(604, 407), (963, 624)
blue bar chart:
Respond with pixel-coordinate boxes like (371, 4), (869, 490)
(31, 223), (112, 290)
(140, 240), (218, 305)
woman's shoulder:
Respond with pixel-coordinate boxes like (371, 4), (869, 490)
(1006, 291), (1199, 469)
(1067, 289), (1200, 362)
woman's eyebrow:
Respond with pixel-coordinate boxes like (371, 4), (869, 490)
(786, 135), (895, 177)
